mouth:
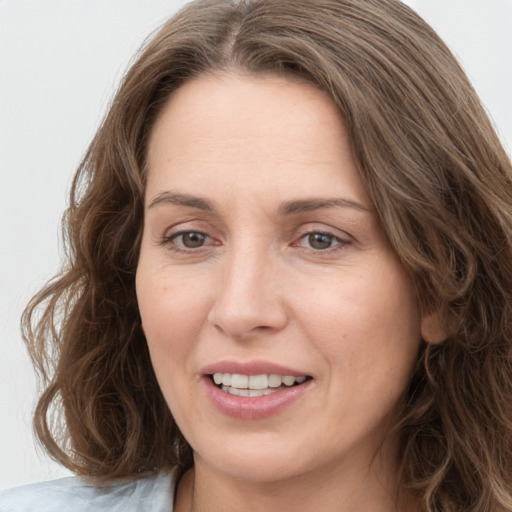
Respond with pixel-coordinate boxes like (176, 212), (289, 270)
(202, 364), (314, 419)
(209, 372), (312, 397)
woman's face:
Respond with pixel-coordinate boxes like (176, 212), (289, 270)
(136, 73), (430, 484)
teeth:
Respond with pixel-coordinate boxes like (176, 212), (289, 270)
(230, 374), (248, 388)
(221, 385), (276, 397)
(268, 374), (282, 388)
(282, 375), (296, 386)
(212, 373), (308, 390)
(249, 375), (268, 389)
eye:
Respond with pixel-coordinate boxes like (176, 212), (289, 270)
(168, 231), (211, 249)
(297, 231), (348, 251)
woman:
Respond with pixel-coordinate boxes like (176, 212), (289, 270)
(2, 0), (512, 510)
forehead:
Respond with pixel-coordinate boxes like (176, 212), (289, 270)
(145, 72), (370, 207)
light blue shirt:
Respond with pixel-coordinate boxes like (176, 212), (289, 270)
(0, 470), (175, 512)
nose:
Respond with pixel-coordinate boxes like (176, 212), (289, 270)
(207, 244), (289, 339)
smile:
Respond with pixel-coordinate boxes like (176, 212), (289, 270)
(202, 366), (313, 419)
(212, 373), (308, 397)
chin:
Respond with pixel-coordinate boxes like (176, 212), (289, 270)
(190, 430), (328, 486)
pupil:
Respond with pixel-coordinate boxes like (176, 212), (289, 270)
(309, 233), (332, 250)
(183, 232), (205, 248)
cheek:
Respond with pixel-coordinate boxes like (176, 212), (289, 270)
(136, 266), (211, 433)
(292, 262), (421, 386)
(135, 263), (212, 379)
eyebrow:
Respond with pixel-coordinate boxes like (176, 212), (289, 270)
(148, 191), (217, 212)
(279, 197), (370, 215)
(147, 191), (370, 215)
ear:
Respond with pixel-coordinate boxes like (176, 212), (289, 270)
(420, 309), (447, 344)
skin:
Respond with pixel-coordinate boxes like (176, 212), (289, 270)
(136, 72), (438, 511)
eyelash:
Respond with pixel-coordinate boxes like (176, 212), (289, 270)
(160, 229), (351, 255)
(160, 230), (214, 253)
(293, 231), (351, 253)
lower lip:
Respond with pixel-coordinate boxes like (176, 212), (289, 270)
(202, 377), (312, 420)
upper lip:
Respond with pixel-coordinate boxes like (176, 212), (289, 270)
(201, 360), (311, 377)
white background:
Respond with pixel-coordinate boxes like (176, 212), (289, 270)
(1, 0), (511, 490)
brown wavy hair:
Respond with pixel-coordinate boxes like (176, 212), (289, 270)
(23, 0), (512, 509)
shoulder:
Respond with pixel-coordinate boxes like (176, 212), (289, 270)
(0, 470), (176, 512)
